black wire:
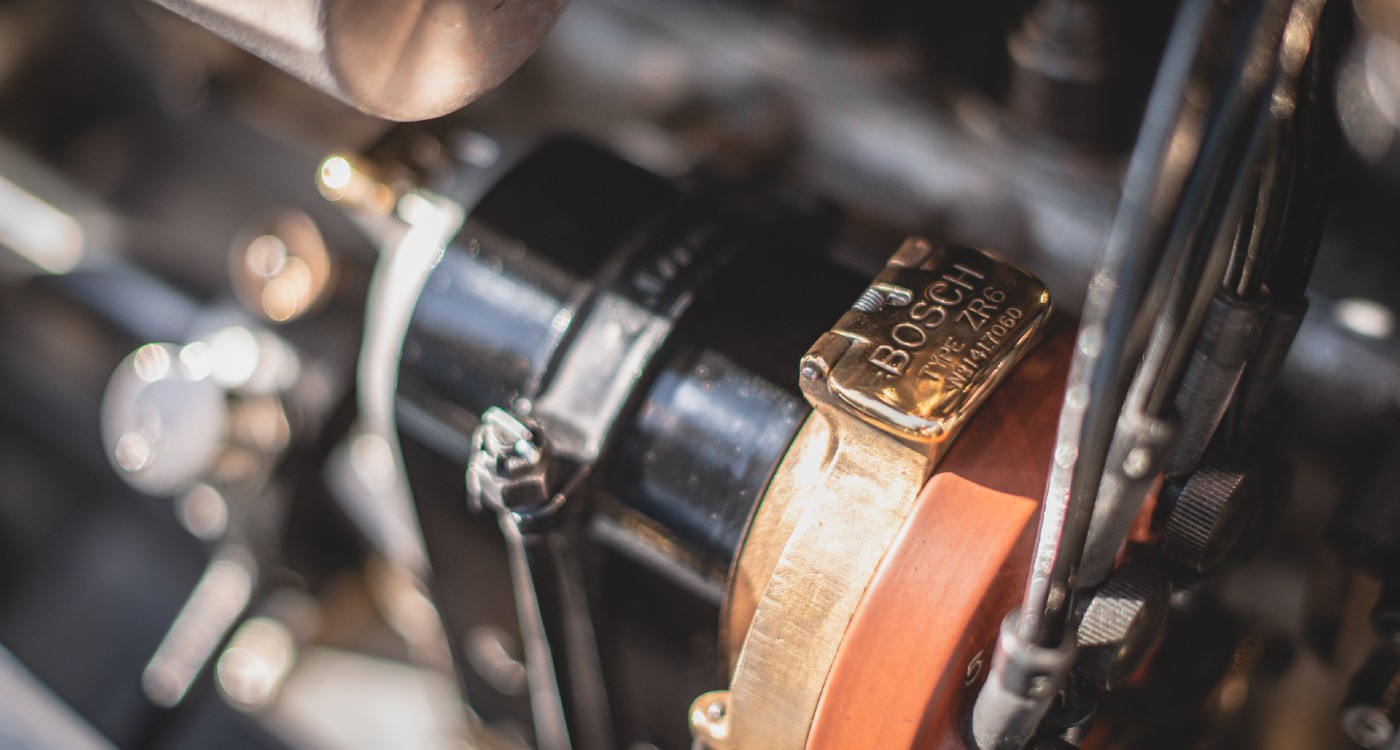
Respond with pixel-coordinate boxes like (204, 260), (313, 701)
(1265, 0), (1347, 306)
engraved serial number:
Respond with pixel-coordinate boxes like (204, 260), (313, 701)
(920, 307), (1025, 395)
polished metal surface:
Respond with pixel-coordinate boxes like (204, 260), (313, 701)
(148, 0), (569, 120)
(0, 0), (1391, 746)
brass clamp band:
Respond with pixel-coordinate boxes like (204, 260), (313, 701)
(697, 238), (1051, 749)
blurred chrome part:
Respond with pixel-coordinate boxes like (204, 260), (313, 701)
(268, 647), (480, 750)
(1341, 648), (1400, 749)
(1334, 296), (1397, 339)
(0, 139), (120, 277)
(177, 482), (232, 540)
(318, 155), (400, 215)
(142, 550), (256, 708)
(548, 0), (1116, 305)
(351, 174), (463, 572)
(0, 172), (83, 274)
(688, 690), (731, 749)
(327, 426), (427, 572)
(0, 645), (116, 750)
(463, 625), (528, 699)
(1073, 562), (1170, 689)
(101, 342), (229, 495)
(101, 324), (298, 496)
(218, 616), (297, 710)
(1337, 10), (1400, 167)
(230, 210), (333, 324)
(146, 0), (569, 121)
(1007, 0), (1112, 145)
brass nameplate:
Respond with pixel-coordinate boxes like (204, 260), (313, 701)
(801, 238), (1050, 443)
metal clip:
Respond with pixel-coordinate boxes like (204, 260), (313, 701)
(465, 407), (613, 750)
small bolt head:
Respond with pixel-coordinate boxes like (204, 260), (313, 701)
(689, 691), (732, 748)
(1123, 446), (1152, 479)
(1162, 459), (1261, 574)
(1028, 674), (1054, 700)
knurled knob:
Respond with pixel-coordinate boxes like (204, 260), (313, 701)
(1161, 460), (1261, 574)
(1075, 562), (1170, 689)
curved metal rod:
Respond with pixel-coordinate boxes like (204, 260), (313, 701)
(973, 1), (1334, 746)
(1018, 0), (1239, 646)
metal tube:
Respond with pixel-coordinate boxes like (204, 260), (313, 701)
(1018, 0), (1223, 646)
(148, 0), (568, 121)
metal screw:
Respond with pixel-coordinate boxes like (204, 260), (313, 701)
(689, 691), (732, 749)
(852, 286), (887, 313)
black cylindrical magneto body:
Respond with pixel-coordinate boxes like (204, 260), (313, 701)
(395, 136), (864, 747)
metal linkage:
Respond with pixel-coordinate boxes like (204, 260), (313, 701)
(148, 0), (568, 121)
(972, 0), (1335, 745)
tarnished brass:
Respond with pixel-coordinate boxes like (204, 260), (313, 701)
(705, 238), (1050, 750)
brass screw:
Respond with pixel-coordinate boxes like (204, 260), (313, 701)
(689, 690), (732, 749)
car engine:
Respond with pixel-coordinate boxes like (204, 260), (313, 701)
(1, 0), (1399, 748)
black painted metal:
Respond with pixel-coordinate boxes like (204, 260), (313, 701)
(397, 136), (864, 748)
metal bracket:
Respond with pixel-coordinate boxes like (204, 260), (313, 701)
(466, 407), (611, 750)
(709, 238), (1051, 750)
